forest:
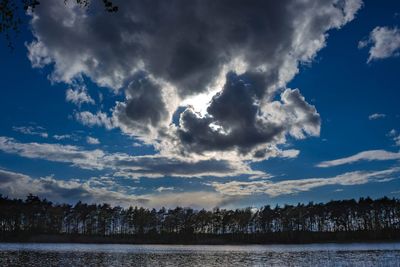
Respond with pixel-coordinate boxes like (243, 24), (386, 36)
(1, 194), (400, 244)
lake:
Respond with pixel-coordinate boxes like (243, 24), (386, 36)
(1, 242), (400, 266)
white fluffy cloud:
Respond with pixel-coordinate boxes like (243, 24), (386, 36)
(74, 111), (114, 130)
(26, 0), (363, 162)
(359, 26), (400, 62)
(66, 85), (95, 106)
(86, 136), (100, 145)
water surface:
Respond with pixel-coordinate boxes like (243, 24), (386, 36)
(1, 242), (400, 266)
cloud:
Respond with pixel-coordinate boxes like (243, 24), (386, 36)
(26, 0), (362, 161)
(141, 191), (232, 209)
(368, 113), (386, 120)
(1, 165), (398, 207)
(112, 155), (266, 179)
(395, 137), (400, 147)
(317, 150), (400, 168)
(0, 136), (267, 179)
(359, 26), (400, 62)
(66, 85), (95, 106)
(12, 125), (48, 138)
(388, 129), (400, 147)
(53, 134), (72, 140)
(86, 136), (100, 145)
(74, 111), (114, 130)
(53, 133), (80, 141)
(0, 136), (106, 170)
(212, 167), (400, 197)
(388, 129), (397, 137)
(177, 77), (320, 157)
(0, 169), (227, 208)
(112, 73), (171, 138)
(14, 127), (81, 142)
(156, 186), (175, 193)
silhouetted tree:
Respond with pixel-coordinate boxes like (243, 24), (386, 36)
(2, 195), (400, 243)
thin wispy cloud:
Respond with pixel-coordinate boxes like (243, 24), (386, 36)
(3, 165), (398, 207)
(156, 187), (175, 193)
(0, 136), (267, 179)
(317, 150), (400, 168)
(212, 167), (400, 197)
(12, 125), (48, 138)
(368, 113), (386, 120)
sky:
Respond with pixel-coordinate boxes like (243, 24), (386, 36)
(0, 0), (400, 209)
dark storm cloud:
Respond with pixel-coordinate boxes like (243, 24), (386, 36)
(177, 73), (320, 155)
(178, 72), (286, 154)
(29, 0), (349, 92)
(113, 73), (168, 135)
(0, 170), (19, 183)
(132, 0), (305, 97)
(27, 0), (362, 159)
(114, 157), (240, 177)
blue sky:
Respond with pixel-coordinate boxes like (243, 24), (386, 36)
(0, 0), (400, 208)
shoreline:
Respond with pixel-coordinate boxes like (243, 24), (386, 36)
(2, 232), (400, 246)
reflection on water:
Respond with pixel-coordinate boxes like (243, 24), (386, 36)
(1, 243), (400, 266)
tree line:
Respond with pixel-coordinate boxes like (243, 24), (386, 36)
(1, 194), (400, 243)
